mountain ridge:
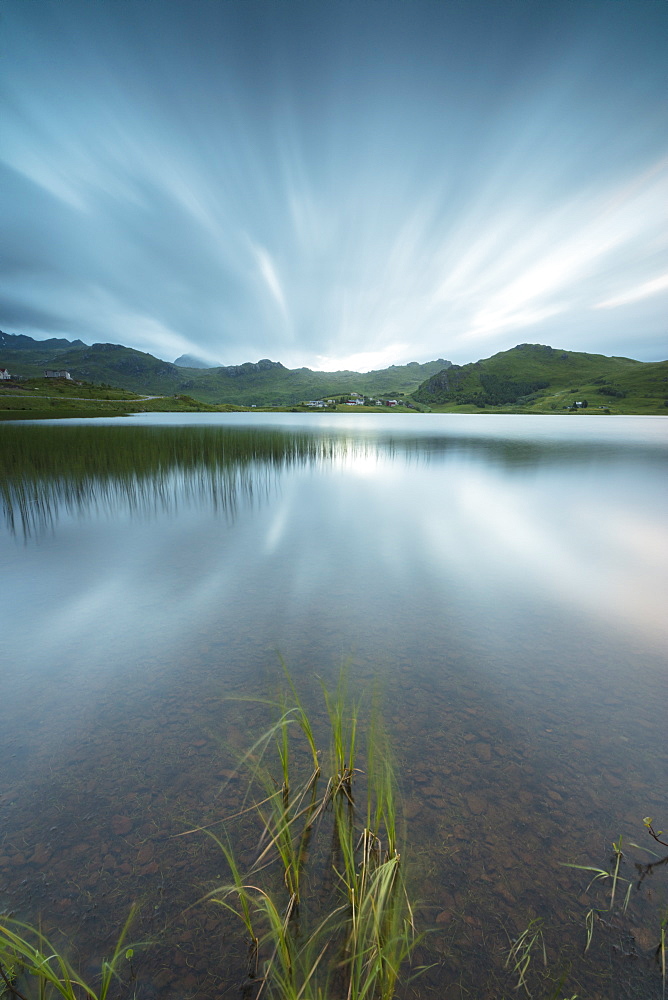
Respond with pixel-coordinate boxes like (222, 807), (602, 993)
(0, 331), (451, 405)
(2, 331), (666, 413)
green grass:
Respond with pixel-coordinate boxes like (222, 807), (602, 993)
(505, 918), (548, 995)
(0, 378), (420, 419)
(557, 827), (668, 998)
(0, 377), (250, 420)
(0, 907), (139, 1000)
(197, 673), (420, 1000)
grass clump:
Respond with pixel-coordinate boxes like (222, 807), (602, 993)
(0, 907), (138, 1000)
(201, 671), (419, 1000)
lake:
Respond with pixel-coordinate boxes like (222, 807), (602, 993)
(1, 413), (667, 999)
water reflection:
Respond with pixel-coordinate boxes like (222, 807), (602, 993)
(3, 420), (666, 539)
(3, 420), (666, 653)
(1, 416), (667, 999)
(1, 424), (329, 539)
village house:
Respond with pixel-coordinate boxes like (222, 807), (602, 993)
(0, 368), (11, 380)
(44, 369), (73, 379)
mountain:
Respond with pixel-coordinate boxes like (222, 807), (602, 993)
(412, 343), (668, 413)
(0, 331), (87, 352)
(0, 338), (192, 393)
(0, 331), (451, 405)
(2, 331), (665, 412)
(174, 353), (222, 368)
(173, 358), (452, 405)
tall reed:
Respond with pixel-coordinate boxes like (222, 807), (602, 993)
(205, 673), (419, 1000)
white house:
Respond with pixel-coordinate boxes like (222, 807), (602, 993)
(0, 368), (10, 380)
(44, 369), (73, 380)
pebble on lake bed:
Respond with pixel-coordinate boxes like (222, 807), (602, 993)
(111, 814), (134, 835)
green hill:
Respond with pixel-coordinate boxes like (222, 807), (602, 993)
(0, 331), (451, 405)
(412, 343), (668, 414)
(3, 333), (666, 413)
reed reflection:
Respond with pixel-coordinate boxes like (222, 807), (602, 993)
(3, 421), (661, 541)
(2, 425), (346, 540)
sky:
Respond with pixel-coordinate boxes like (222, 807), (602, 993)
(1, 1), (667, 370)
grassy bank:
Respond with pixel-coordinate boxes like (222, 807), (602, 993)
(0, 378), (248, 420)
(2, 372), (666, 419)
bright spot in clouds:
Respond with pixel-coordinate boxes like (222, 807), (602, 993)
(313, 345), (412, 373)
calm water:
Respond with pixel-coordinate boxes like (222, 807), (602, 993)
(1, 413), (667, 999)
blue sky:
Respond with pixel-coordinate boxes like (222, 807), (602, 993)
(1, 0), (667, 369)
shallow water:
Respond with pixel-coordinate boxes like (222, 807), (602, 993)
(1, 413), (667, 998)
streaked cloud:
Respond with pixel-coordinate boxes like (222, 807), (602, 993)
(0, 0), (666, 367)
(594, 273), (668, 310)
(250, 244), (290, 321)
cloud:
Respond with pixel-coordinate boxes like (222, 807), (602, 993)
(250, 244), (289, 321)
(594, 273), (668, 310)
(1, 0), (667, 366)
